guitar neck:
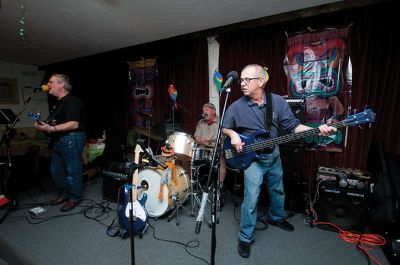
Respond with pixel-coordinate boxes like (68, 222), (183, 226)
(253, 121), (345, 151)
(132, 170), (138, 201)
(131, 147), (141, 201)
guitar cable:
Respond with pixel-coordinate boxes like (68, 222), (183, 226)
(146, 221), (210, 265)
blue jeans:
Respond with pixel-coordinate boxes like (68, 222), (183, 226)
(239, 146), (285, 243)
(50, 131), (86, 201)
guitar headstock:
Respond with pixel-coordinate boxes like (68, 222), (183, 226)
(28, 112), (42, 122)
(134, 144), (144, 154)
(133, 144), (144, 164)
(342, 109), (376, 127)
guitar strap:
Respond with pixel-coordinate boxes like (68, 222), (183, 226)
(265, 91), (272, 133)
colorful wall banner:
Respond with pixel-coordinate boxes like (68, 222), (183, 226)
(283, 27), (352, 152)
(129, 58), (157, 127)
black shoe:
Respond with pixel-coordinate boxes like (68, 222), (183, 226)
(267, 219), (294, 232)
(237, 240), (251, 258)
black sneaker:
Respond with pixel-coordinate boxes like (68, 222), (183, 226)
(237, 240), (251, 258)
(267, 219), (294, 232)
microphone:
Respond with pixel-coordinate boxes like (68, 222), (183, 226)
(221, 71), (239, 90)
(195, 191), (209, 234)
(26, 85), (49, 92)
(198, 113), (206, 120)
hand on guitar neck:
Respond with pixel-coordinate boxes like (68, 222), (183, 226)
(28, 112), (44, 125)
(223, 109), (376, 170)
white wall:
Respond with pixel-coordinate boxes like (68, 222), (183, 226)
(0, 61), (47, 128)
(207, 36), (221, 114)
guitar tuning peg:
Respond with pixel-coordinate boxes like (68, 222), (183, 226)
(363, 106), (368, 111)
(353, 109), (357, 114)
(369, 123), (372, 128)
(358, 125), (363, 130)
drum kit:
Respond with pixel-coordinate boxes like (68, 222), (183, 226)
(136, 131), (215, 225)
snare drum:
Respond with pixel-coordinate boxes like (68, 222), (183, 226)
(167, 132), (196, 161)
(136, 166), (189, 218)
(193, 147), (211, 163)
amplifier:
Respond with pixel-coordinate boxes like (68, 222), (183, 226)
(316, 167), (371, 191)
(279, 96), (306, 144)
(102, 162), (134, 202)
(316, 183), (369, 232)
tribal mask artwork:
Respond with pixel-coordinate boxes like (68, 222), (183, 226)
(283, 28), (352, 152)
(284, 39), (345, 99)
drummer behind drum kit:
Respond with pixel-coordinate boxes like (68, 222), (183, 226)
(133, 131), (214, 225)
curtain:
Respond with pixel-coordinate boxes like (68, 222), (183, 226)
(218, 2), (400, 185)
(156, 38), (209, 134)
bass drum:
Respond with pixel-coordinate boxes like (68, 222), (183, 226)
(137, 165), (189, 218)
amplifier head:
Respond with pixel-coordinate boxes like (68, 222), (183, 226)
(316, 167), (370, 191)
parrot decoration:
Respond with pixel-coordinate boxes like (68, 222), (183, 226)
(168, 84), (178, 109)
(213, 70), (223, 92)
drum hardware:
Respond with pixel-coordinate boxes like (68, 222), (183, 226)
(185, 156), (211, 227)
(167, 183), (191, 225)
(136, 156), (190, 219)
(134, 136), (215, 224)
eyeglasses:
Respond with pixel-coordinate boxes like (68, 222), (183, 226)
(238, 77), (262, 84)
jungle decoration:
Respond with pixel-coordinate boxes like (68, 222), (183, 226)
(213, 70), (223, 92)
(128, 58), (157, 127)
(283, 27), (352, 152)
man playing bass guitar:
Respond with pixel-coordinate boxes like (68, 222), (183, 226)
(222, 64), (336, 259)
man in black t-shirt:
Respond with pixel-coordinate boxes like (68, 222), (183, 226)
(35, 74), (86, 212)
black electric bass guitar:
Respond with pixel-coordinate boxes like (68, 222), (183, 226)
(223, 109), (376, 170)
(118, 144), (148, 235)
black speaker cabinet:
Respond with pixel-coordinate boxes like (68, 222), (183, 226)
(280, 144), (305, 183)
(316, 182), (369, 233)
(280, 144), (306, 212)
(279, 97), (306, 144)
(102, 170), (130, 203)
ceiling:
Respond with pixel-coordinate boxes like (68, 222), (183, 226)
(0, 0), (342, 66)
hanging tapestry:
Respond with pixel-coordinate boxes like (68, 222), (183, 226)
(128, 58), (157, 127)
(283, 27), (352, 152)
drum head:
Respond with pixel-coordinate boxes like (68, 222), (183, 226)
(137, 168), (169, 217)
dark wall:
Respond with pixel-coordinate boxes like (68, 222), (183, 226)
(40, 38), (209, 162)
(38, 1), (399, 167)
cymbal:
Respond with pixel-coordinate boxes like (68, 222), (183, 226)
(135, 110), (161, 124)
(133, 126), (163, 141)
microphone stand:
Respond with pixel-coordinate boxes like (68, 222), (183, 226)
(194, 87), (231, 265)
(128, 184), (136, 265)
(0, 90), (39, 224)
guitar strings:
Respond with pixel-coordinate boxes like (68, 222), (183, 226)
(227, 121), (345, 158)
